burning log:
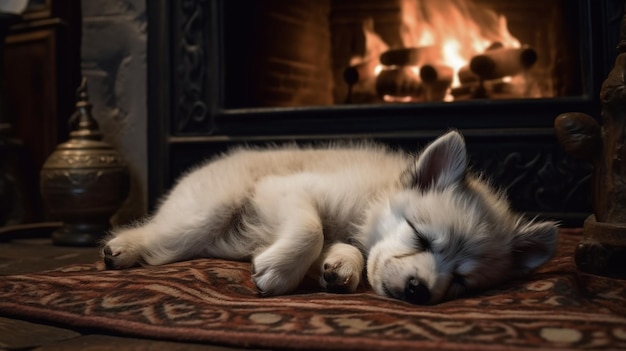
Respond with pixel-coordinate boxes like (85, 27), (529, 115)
(343, 60), (377, 85)
(450, 85), (474, 99)
(419, 64), (453, 84)
(451, 80), (517, 100)
(375, 68), (423, 99)
(491, 81), (515, 95)
(379, 46), (439, 66)
(457, 66), (479, 85)
(343, 60), (379, 103)
(486, 42), (504, 51)
(419, 64), (453, 102)
(469, 46), (538, 81)
(423, 80), (451, 102)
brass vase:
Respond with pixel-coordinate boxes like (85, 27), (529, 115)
(40, 78), (129, 246)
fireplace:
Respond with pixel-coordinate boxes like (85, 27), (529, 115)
(222, 0), (583, 108)
(148, 0), (624, 226)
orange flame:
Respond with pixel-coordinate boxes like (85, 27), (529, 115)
(400, 0), (521, 87)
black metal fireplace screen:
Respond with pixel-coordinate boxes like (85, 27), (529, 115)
(148, 0), (624, 226)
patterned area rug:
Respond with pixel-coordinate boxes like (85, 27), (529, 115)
(1, 230), (625, 350)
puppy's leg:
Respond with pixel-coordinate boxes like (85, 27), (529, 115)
(103, 163), (257, 269)
(251, 205), (324, 296)
(251, 176), (325, 296)
(317, 243), (364, 293)
(102, 205), (213, 269)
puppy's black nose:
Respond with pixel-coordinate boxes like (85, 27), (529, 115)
(323, 270), (338, 284)
(103, 246), (115, 269)
(405, 278), (430, 304)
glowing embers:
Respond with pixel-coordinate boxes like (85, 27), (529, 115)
(344, 0), (540, 103)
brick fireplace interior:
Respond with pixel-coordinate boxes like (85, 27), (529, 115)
(149, 0), (624, 226)
(223, 0), (583, 109)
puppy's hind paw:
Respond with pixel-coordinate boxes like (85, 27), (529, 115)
(101, 237), (141, 269)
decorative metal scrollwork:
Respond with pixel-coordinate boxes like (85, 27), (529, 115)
(473, 150), (592, 214)
(176, 0), (212, 134)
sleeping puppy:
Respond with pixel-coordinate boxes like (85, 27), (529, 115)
(102, 131), (558, 304)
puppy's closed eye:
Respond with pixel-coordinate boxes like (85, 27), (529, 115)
(406, 219), (432, 252)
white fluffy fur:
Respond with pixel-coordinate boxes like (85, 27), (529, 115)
(102, 131), (558, 304)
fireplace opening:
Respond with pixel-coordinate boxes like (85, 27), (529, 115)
(223, 0), (581, 109)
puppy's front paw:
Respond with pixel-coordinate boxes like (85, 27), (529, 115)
(319, 243), (364, 293)
(102, 236), (141, 269)
(251, 249), (306, 296)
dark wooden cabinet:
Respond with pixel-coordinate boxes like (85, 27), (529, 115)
(1, 0), (81, 224)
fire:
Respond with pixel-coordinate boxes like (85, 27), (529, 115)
(441, 40), (466, 87)
(399, 0), (521, 88)
(344, 0), (532, 103)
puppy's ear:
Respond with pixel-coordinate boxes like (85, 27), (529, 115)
(404, 130), (468, 190)
(511, 220), (559, 276)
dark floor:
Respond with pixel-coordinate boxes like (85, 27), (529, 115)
(0, 228), (266, 351)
